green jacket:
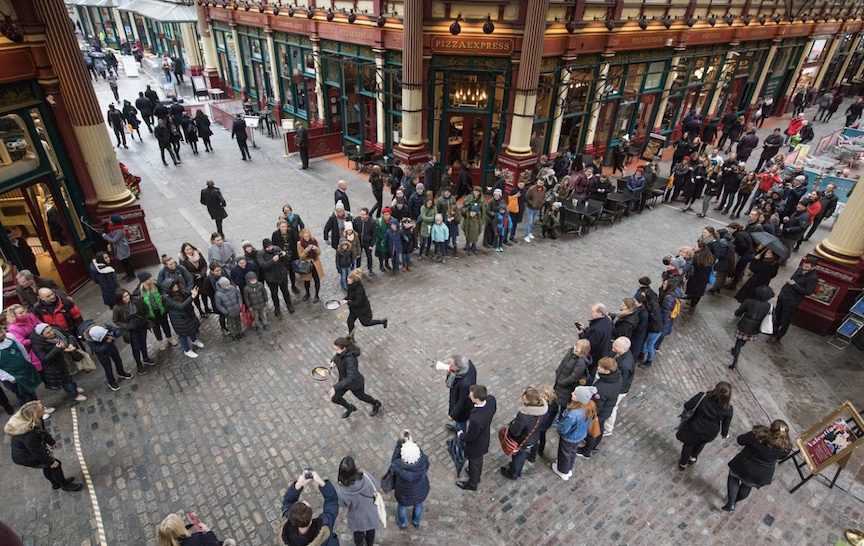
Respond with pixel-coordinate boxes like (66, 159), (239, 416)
(419, 205), (436, 237)
(460, 194), (487, 243)
(374, 217), (391, 253)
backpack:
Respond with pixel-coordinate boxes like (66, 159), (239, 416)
(670, 298), (681, 319)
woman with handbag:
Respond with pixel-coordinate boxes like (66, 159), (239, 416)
(499, 387), (548, 480)
(335, 456), (380, 546)
(723, 419), (792, 512)
(296, 228), (325, 303)
(676, 381), (733, 471)
(729, 285), (774, 370)
(552, 385), (598, 480)
(113, 289), (156, 375)
(389, 433), (430, 529)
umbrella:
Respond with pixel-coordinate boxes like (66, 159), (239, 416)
(446, 437), (465, 478)
(88, 51), (106, 59)
(751, 231), (789, 259)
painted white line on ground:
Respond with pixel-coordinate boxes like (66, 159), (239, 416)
(661, 203), (728, 226)
(71, 408), (108, 546)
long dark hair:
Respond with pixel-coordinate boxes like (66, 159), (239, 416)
(334, 337), (353, 350)
(338, 456), (363, 486)
(694, 242), (714, 268)
(708, 381), (732, 409)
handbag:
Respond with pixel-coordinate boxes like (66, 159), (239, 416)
(292, 259), (312, 274)
(678, 392), (706, 424)
(507, 194), (520, 213)
(498, 416), (542, 456)
(379, 468), (395, 493)
(74, 350), (97, 372)
(588, 416), (602, 438)
(364, 474), (387, 528)
(760, 304), (774, 335)
(241, 304), (254, 326)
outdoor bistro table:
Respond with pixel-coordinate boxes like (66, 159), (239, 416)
(605, 191), (634, 219)
(561, 199), (601, 235)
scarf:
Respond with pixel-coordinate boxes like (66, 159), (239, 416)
(92, 260), (115, 274)
(300, 237), (319, 260)
(286, 213), (296, 223)
(184, 249), (202, 266)
(140, 290), (165, 318)
(445, 361), (470, 388)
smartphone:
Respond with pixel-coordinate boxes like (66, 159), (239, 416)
(574, 321), (583, 330)
(304, 468), (313, 479)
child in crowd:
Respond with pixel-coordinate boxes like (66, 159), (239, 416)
(446, 205), (461, 257)
(336, 239), (356, 291)
(214, 277), (244, 341)
(400, 218), (417, 272)
(431, 213), (449, 263)
(387, 218), (403, 274)
(242, 271), (269, 333)
(542, 201), (561, 239)
(494, 205), (510, 252)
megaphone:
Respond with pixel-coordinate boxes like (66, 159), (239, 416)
(434, 360), (450, 371)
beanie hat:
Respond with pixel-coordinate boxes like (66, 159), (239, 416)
(262, 238), (272, 248)
(344, 221), (355, 231)
(136, 271), (152, 282)
(88, 325), (109, 342)
(400, 440), (421, 465)
(335, 200), (345, 210)
(109, 214), (123, 224)
(493, 188), (503, 196)
(245, 271), (258, 282)
(415, 183), (424, 192)
(34, 323), (50, 335)
(217, 277), (231, 288)
(573, 385), (598, 404)
(241, 240), (253, 250)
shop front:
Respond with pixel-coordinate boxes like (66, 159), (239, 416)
(0, 82), (92, 299)
(429, 56), (511, 189)
(796, 38), (831, 92)
(237, 26), (273, 106)
(321, 41), (379, 155)
(212, 22), (241, 94)
(274, 33), (318, 125)
(820, 34), (857, 91)
(714, 44), (771, 117)
(757, 39), (806, 115)
(656, 50), (727, 140)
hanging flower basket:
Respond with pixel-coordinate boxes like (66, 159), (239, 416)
(119, 162), (141, 197)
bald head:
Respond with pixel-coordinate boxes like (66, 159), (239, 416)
(337, 180), (348, 190)
(37, 288), (55, 302)
(612, 337), (631, 355)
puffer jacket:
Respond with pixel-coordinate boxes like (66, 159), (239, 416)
(390, 442), (431, 506)
(6, 313), (43, 371)
(164, 288), (200, 337)
(331, 345), (364, 392)
(157, 264), (194, 293)
(214, 285), (242, 317)
(243, 280), (268, 309)
(553, 349), (590, 406)
(28, 330), (76, 389)
(506, 402), (548, 446)
(5, 415), (55, 468)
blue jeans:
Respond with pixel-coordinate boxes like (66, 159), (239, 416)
(524, 207), (541, 237)
(178, 334), (198, 352)
(396, 502), (424, 528)
(642, 331), (662, 362)
(509, 445), (532, 478)
(391, 253), (401, 270)
(61, 382), (80, 399)
(401, 253), (412, 267)
(338, 266), (352, 290)
(509, 212), (519, 240)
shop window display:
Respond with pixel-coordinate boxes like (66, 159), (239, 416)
(0, 115), (39, 184)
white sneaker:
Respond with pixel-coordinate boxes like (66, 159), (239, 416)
(529, 233), (535, 240)
(43, 406), (55, 415)
(191, 340), (205, 349)
(524, 236), (531, 243)
(169, 336), (179, 346)
(74, 394), (88, 402)
(602, 431), (613, 437)
(551, 462), (571, 481)
(184, 350), (199, 358)
(76, 387), (84, 394)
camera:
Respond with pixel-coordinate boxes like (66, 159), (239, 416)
(304, 468), (313, 479)
(574, 321), (583, 330)
(662, 255), (673, 266)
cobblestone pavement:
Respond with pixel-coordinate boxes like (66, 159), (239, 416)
(1, 64), (863, 546)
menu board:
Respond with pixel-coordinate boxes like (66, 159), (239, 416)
(796, 402), (864, 475)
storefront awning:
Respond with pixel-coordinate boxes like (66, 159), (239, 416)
(120, 0), (197, 23)
(65, 0), (119, 7)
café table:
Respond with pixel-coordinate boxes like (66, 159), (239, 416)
(561, 199), (601, 236)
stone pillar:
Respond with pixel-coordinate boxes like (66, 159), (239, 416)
(795, 177), (864, 334)
(230, 23), (247, 89)
(127, 12), (140, 43)
(180, 23), (203, 70)
(813, 37), (842, 90)
(750, 41), (779, 106)
(310, 36), (326, 127)
(264, 27), (280, 110)
(780, 39), (811, 113)
(833, 34), (862, 87)
(584, 59), (611, 150)
(651, 52), (682, 132)
(707, 46), (738, 118)
(393, 0), (427, 165)
(29, 0), (158, 264)
(547, 59), (573, 157)
(111, 8), (127, 43)
(194, 4), (220, 88)
(497, 0), (550, 187)
(374, 48), (387, 153)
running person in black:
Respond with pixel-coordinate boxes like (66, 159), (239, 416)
(341, 268), (387, 335)
(328, 337), (382, 419)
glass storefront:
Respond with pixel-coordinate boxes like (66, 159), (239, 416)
(238, 27), (273, 105)
(275, 34), (317, 122)
(595, 58), (667, 150)
(321, 41), (378, 153)
(213, 25), (241, 92)
(385, 53), (402, 153)
(661, 51), (725, 134)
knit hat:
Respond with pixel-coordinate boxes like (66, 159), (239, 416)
(798, 196), (811, 206)
(390, 218), (399, 226)
(136, 271), (152, 282)
(493, 188), (503, 196)
(344, 222), (355, 231)
(241, 240), (253, 250)
(217, 277), (231, 288)
(34, 323), (50, 335)
(415, 183), (424, 193)
(88, 325), (109, 342)
(573, 385), (598, 404)
(400, 440), (421, 465)
(382, 207), (391, 214)
(552, 201), (562, 208)
(335, 201), (345, 211)
(245, 271), (257, 282)
(262, 238), (273, 248)
(109, 214), (123, 224)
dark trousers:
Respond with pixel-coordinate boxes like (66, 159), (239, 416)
(731, 338), (748, 367)
(466, 454), (484, 487)
(41, 460), (70, 487)
(214, 218), (224, 238)
(353, 530), (375, 546)
(299, 145), (309, 168)
(370, 194), (383, 217)
(143, 113), (154, 132)
(556, 438), (580, 474)
(725, 473), (753, 507)
(267, 280), (292, 311)
(2, 380), (37, 406)
(507, 445), (532, 478)
(719, 188), (736, 211)
(237, 139), (250, 160)
(731, 192), (752, 216)
(303, 269), (320, 297)
(347, 312), (385, 334)
(358, 247), (373, 272)
(113, 127), (127, 147)
(129, 327), (150, 367)
(332, 384), (379, 410)
(0, 383), (13, 413)
(201, 136), (213, 152)
(159, 145), (178, 165)
(95, 345), (126, 385)
(679, 441), (708, 466)
(773, 298), (798, 339)
(804, 216), (824, 241)
(150, 313), (172, 340)
(110, 85), (119, 101)
(119, 257), (135, 279)
(732, 253), (753, 286)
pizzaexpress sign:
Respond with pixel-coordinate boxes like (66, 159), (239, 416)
(430, 36), (516, 56)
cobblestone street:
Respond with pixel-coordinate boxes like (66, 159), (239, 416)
(1, 68), (863, 546)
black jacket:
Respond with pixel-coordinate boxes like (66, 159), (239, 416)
(506, 403), (548, 446)
(676, 393), (733, 445)
(730, 230), (754, 256)
(10, 421), (55, 468)
(153, 103), (169, 120)
(230, 118), (247, 141)
(593, 370), (623, 420)
(611, 312), (639, 340)
(579, 316), (613, 366)
(323, 213), (353, 249)
(200, 187), (227, 220)
(616, 352), (636, 394)
(271, 228), (299, 260)
(737, 133), (759, 157)
(817, 192), (839, 219)
(447, 361), (477, 423)
(461, 395), (497, 458)
(781, 210), (811, 240)
(778, 267), (818, 305)
(761, 133), (784, 156)
(332, 345), (364, 392)
(194, 115), (213, 137)
(256, 248), (289, 284)
(735, 299), (771, 335)
(553, 349), (590, 406)
(727, 431), (791, 487)
(334, 188), (351, 211)
(164, 291), (200, 337)
(354, 217), (375, 249)
(346, 281), (373, 321)
(106, 108), (124, 130)
(154, 124), (171, 147)
(135, 95), (153, 116)
(295, 125), (307, 147)
(637, 287), (663, 333)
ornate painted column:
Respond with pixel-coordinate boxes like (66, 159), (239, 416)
(111, 8), (128, 43)
(546, 59), (574, 157)
(230, 22), (247, 90)
(374, 48), (387, 153)
(707, 45), (738, 118)
(127, 12), (141, 44)
(749, 40), (779, 106)
(180, 22), (203, 71)
(650, 50), (682, 135)
(813, 37), (842, 90)
(194, 4), (220, 88)
(796, 177), (864, 334)
(583, 58), (611, 152)
(393, 0), (427, 165)
(832, 34), (862, 88)
(310, 36), (326, 127)
(264, 27), (280, 112)
(497, 0), (550, 187)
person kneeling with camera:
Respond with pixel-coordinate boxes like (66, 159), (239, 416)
(281, 470), (339, 546)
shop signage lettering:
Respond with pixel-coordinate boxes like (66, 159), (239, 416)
(235, 11), (266, 26)
(318, 24), (377, 43)
(272, 17), (311, 34)
(207, 8), (232, 22)
(430, 35), (515, 56)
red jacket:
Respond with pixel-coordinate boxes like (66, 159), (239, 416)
(806, 201), (822, 224)
(785, 118), (804, 136)
(757, 171), (780, 193)
(32, 293), (82, 332)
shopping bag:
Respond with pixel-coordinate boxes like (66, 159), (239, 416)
(760, 305), (774, 335)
